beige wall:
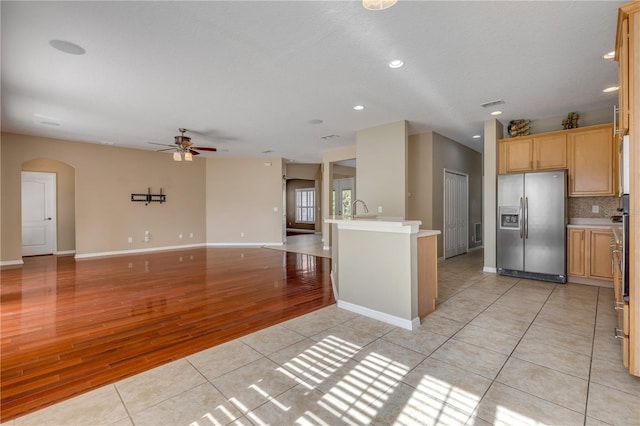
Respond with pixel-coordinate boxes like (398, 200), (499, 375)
(206, 157), (283, 244)
(22, 159), (76, 253)
(356, 121), (408, 218)
(408, 132), (434, 229)
(1, 133), (207, 262)
(431, 132), (483, 258)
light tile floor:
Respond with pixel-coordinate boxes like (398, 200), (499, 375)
(8, 250), (640, 426)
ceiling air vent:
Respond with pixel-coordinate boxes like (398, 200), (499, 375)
(321, 134), (340, 140)
(481, 99), (505, 108)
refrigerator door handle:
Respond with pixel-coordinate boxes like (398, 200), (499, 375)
(524, 197), (529, 239)
(519, 197), (524, 239)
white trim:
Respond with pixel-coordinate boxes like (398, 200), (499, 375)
(468, 246), (483, 253)
(337, 300), (420, 331)
(55, 250), (76, 255)
(207, 242), (284, 247)
(330, 270), (338, 301)
(1, 259), (24, 266)
(75, 243), (207, 259)
(483, 266), (497, 273)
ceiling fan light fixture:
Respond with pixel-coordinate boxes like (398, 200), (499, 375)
(362, 0), (397, 10)
(173, 151), (182, 161)
(184, 151), (193, 161)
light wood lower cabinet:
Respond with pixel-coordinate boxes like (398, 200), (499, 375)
(612, 239), (630, 367)
(567, 227), (613, 282)
(417, 234), (438, 318)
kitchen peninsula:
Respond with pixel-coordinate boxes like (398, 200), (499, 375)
(325, 216), (440, 330)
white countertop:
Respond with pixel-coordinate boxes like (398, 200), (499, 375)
(324, 215), (423, 234)
(567, 217), (619, 229)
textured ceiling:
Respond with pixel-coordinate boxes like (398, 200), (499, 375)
(1, 1), (623, 162)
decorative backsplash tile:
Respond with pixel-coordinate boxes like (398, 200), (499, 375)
(569, 196), (620, 219)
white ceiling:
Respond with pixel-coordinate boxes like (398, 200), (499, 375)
(1, 1), (623, 162)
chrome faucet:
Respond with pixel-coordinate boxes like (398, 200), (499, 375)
(351, 199), (369, 216)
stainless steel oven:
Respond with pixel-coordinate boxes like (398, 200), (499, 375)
(621, 200), (630, 301)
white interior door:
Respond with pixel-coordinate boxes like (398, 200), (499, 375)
(22, 171), (57, 256)
(444, 170), (468, 258)
(332, 178), (354, 216)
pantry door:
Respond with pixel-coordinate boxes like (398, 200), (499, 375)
(22, 171), (57, 256)
(444, 170), (468, 258)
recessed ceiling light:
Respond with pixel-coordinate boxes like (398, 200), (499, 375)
(472, 135), (481, 139)
(261, 150), (274, 154)
(362, 0), (397, 11)
(603, 86), (619, 93)
(603, 51), (615, 59)
(389, 59), (404, 68)
(49, 39), (86, 55)
(353, 105), (365, 111)
(491, 111), (503, 116)
(39, 121), (61, 127)
(308, 119), (323, 124)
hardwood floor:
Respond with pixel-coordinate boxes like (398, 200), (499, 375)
(0, 247), (334, 422)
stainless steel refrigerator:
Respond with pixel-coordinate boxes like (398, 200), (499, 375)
(497, 169), (567, 283)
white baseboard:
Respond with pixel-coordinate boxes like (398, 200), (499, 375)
(469, 246), (483, 253)
(1, 259), (24, 266)
(337, 300), (420, 331)
(483, 266), (497, 273)
(75, 243), (207, 259)
(55, 250), (76, 256)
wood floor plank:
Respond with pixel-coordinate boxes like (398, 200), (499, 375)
(0, 247), (334, 422)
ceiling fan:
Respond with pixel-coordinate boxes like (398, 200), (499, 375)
(149, 128), (217, 161)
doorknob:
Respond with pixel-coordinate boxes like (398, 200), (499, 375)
(45, 217), (52, 221)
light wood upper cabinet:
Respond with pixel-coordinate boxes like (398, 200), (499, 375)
(534, 133), (567, 170)
(568, 124), (615, 197)
(502, 138), (533, 173)
(499, 133), (567, 174)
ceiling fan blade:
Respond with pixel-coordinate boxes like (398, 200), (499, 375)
(188, 148), (200, 155)
(192, 146), (217, 152)
(156, 148), (175, 152)
(148, 142), (175, 147)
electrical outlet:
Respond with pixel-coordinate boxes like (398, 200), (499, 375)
(240, 232), (245, 238)
(592, 205), (600, 214)
(378, 206), (383, 213)
(179, 233), (183, 239)
(127, 237), (133, 243)
(189, 233), (193, 238)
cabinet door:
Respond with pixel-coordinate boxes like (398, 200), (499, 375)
(534, 134), (567, 170)
(590, 229), (614, 279)
(567, 228), (586, 277)
(569, 126), (615, 196)
(504, 138), (533, 173)
(618, 17), (630, 133)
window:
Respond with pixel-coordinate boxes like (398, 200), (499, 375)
(296, 188), (315, 224)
